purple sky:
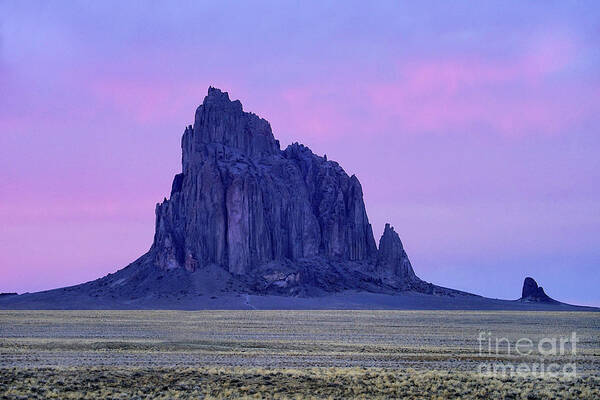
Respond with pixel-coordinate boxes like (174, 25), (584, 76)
(1, 1), (599, 305)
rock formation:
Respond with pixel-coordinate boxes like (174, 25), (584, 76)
(376, 224), (425, 290)
(520, 277), (558, 303)
(1, 87), (472, 308)
(149, 87), (434, 294)
(3, 87), (597, 310)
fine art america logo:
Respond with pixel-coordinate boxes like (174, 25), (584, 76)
(477, 331), (578, 378)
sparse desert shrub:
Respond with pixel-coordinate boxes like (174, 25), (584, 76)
(0, 310), (599, 398)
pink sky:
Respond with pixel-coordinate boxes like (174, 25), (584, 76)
(1, 1), (599, 305)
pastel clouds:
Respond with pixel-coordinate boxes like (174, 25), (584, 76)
(269, 34), (596, 141)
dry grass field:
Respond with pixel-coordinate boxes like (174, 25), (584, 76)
(1, 310), (599, 398)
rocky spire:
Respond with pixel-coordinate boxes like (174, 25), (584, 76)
(520, 277), (557, 303)
(376, 223), (419, 288)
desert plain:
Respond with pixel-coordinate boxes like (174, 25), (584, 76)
(1, 310), (599, 399)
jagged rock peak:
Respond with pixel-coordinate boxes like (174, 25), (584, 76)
(522, 277), (539, 298)
(378, 224), (404, 263)
(376, 223), (419, 287)
(153, 87), (380, 280)
(204, 86), (239, 107)
(183, 87), (280, 167)
(520, 277), (556, 303)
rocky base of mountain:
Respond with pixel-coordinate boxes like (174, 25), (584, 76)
(18, 249), (465, 301)
(2, 255), (597, 310)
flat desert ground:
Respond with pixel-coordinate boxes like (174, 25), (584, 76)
(1, 310), (599, 399)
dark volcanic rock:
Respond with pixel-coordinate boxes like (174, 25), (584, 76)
(376, 224), (418, 287)
(151, 88), (391, 291)
(520, 277), (557, 303)
(153, 88), (378, 278)
(1, 87), (474, 307)
(522, 277), (539, 298)
(149, 88), (467, 296)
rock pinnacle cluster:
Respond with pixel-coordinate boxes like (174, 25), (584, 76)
(150, 87), (439, 295)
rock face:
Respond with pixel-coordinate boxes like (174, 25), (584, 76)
(150, 87), (428, 294)
(153, 88), (376, 275)
(520, 277), (557, 303)
(376, 224), (420, 288)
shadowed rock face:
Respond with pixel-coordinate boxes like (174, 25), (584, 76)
(153, 88), (377, 277)
(150, 87), (429, 294)
(376, 224), (417, 286)
(520, 277), (557, 303)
